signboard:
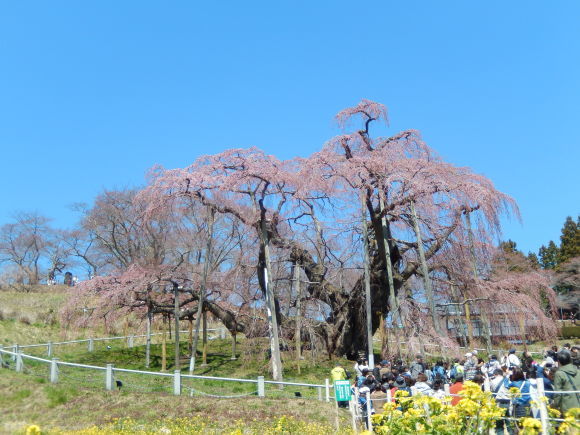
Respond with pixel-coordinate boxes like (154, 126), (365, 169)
(334, 380), (352, 401)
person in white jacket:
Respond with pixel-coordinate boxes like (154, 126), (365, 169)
(413, 373), (433, 396)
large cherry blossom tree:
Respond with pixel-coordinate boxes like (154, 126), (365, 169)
(65, 100), (558, 364)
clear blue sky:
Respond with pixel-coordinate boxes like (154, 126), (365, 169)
(0, 1), (578, 255)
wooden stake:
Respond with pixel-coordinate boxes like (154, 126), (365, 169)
(161, 315), (167, 372)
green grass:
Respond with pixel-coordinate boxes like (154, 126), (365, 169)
(0, 369), (350, 434)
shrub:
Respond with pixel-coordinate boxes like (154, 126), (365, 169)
(372, 382), (505, 434)
(18, 315), (32, 325)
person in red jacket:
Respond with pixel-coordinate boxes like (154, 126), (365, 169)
(449, 374), (464, 406)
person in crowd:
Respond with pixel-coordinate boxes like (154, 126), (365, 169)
(553, 350), (580, 414)
(370, 380), (389, 410)
(354, 359), (364, 377)
(545, 366), (558, 402)
(571, 346), (580, 368)
(358, 377), (375, 426)
(372, 361), (383, 381)
(484, 355), (501, 378)
(400, 365), (412, 378)
(472, 374), (485, 389)
(390, 376), (409, 399)
(357, 368), (370, 387)
(414, 373), (433, 396)
(503, 349), (521, 369)
(490, 368), (511, 413)
(449, 374), (464, 406)
(431, 360), (447, 382)
(521, 351), (535, 376)
(379, 360), (391, 378)
(431, 379), (446, 400)
(410, 354), (425, 379)
(449, 357), (463, 380)
(464, 352), (478, 381)
(423, 363), (433, 384)
(527, 369), (542, 419)
(503, 367), (531, 418)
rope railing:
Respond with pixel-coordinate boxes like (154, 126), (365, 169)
(15, 328), (223, 350)
(0, 345), (331, 401)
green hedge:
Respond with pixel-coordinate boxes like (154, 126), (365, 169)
(561, 325), (580, 338)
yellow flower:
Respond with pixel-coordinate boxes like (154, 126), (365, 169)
(519, 417), (542, 435)
(25, 425), (41, 435)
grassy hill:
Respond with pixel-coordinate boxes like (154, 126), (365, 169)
(0, 286), (355, 433)
(0, 370), (349, 434)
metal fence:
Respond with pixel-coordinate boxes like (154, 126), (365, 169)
(0, 333), (332, 402)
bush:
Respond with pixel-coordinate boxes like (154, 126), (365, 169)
(18, 315), (32, 325)
(561, 325), (580, 338)
(372, 382), (505, 434)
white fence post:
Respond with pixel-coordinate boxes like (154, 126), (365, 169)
(15, 352), (23, 372)
(50, 358), (59, 383)
(537, 379), (549, 434)
(105, 364), (114, 390)
(220, 328), (226, 339)
(128, 335), (134, 348)
(257, 376), (265, 397)
(325, 378), (330, 402)
(12, 344), (18, 361)
(0, 346), (4, 366)
(47, 342), (53, 358)
(173, 370), (181, 395)
(318, 387), (323, 401)
(88, 338), (94, 352)
(484, 377), (490, 392)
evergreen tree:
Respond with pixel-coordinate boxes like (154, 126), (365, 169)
(527, 252), (540, 269)
(539, 241), (559, 269)
(500, 239), (518, 254)
(557, 215), (580, 265)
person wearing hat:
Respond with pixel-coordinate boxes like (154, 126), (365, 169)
(389, 376), (409, 399)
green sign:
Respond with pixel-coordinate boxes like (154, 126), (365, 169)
(334, 380), (352, 401)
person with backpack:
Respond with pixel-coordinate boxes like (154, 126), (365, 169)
(553, 350), (580, 415)
(503, 367), (531, 418)
(490, 369), (511, 411)
(449, 358), (463, 380)
(431, 360), (447, 382)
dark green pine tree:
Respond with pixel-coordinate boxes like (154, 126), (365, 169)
(557, 215), (580, 266)
(539, 240), (559, 269)
(500, 239), (518, 254)
(527, 252), (540, 269)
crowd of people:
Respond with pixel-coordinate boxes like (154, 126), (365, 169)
(330, 343), (580, 423)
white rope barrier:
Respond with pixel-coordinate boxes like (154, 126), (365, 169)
(186, 386), (258, 399)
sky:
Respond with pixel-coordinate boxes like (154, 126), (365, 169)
(0, 1), (578, 255)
